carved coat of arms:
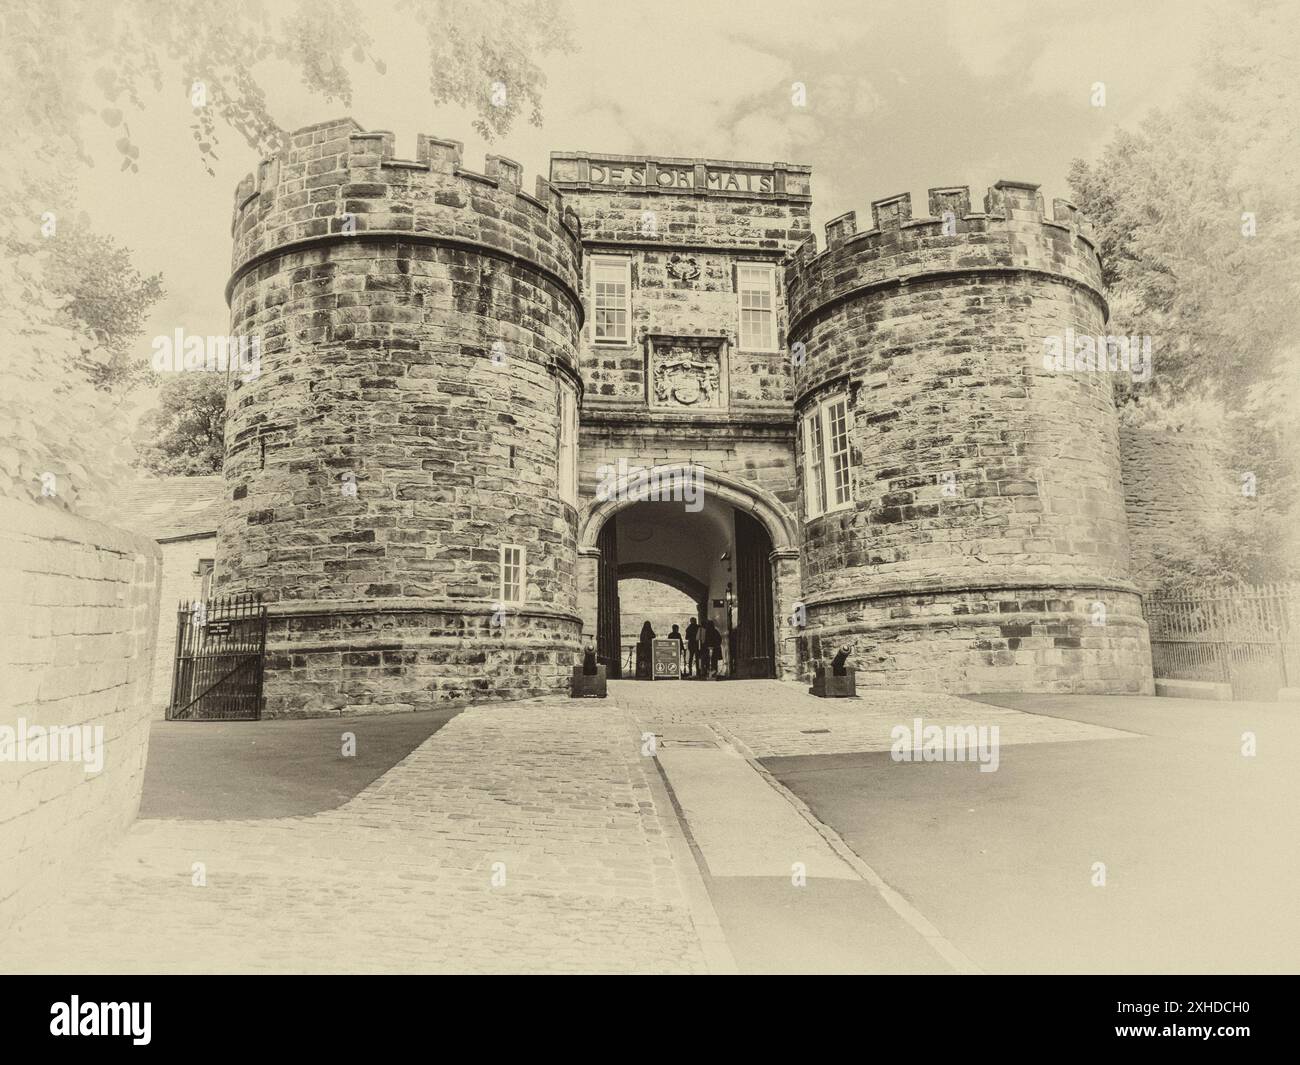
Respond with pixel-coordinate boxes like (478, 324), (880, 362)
(666, 254), (701, 282)
(652, 344), (721, 407)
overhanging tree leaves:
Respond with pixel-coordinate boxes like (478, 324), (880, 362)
(3, 0), (573, 179)
(42, 226), (165, 392)
(1068, 0), (1300, 584)
(0, 0), (573, 505)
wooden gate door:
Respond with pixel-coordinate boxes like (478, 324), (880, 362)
(596, 516), (622, 678)
(734, 509), (775, 678)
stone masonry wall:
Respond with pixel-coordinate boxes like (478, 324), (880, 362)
(785, 182), (1152, 693)
(551, 151), (811, 409)
(578, 416), (797, 518)
(1119, 426), (1234, 591)
(216, 119), (584, 715)
(554, 153), (811, 678)
(0, 498), (161, 935)
(618, 578), (698, 653)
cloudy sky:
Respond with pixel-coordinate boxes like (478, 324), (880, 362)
(75, 0), (1223, 411)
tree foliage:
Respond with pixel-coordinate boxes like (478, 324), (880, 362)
(0, 0), (573, 505)
(1069, 0), (1300, 585)
(135, 374), (228, 476)
(0, 251), (137, 512)
(3, 0), (573, 178)
(41, 226), (166, 392)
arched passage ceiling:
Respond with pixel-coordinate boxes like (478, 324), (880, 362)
(616, 562), (708, 605)
(614, 496), (734, 589)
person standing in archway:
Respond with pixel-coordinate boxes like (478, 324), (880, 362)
(667, 623), (683, 679)
(684, 617), (700, 678)
(635, 621), (655, 680)
(703, 619), (723, 679)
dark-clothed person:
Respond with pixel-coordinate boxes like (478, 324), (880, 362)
(703, 619), (723, 678)
(635, 621), (656, 679)
(684, 618), (700, 677)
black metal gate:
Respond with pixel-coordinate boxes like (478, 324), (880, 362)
(1145, 583), (1300, 701)
(168, 593), (267, 720)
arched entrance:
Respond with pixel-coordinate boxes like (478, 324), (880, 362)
(578, 466), (800, 680)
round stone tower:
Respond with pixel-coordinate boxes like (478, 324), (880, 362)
(218, 118), (584, 715)
(785, 180), (1153, 693)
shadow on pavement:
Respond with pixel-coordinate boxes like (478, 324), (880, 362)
(139, 708), (461, 820)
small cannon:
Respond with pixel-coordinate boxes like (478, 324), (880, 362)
(571, 645), (607, 698)
(810, 646), (856, 698)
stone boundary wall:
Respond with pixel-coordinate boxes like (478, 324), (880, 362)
(0, 498), (161, 934)
(1119, 426), (1234, 591)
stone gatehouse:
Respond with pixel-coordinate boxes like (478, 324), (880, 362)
(215, 118), (1154, 716)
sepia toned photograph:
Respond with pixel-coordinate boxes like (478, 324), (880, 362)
(0, 0), (1296, 1033)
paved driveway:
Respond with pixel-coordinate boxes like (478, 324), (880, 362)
(139, 709), (460, 819)
(1, 701), (707, 974)
(619, 680), (1299, 974)
(767, 693), (1300, 973)
(9, 682), (1290, 974)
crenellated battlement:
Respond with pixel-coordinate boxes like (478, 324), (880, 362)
(792, 180), (1096, 260)
(229, 118), (582, 301)
(785, 180), (1104, 330)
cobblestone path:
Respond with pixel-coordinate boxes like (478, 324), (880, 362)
(0, 701), (708, 974)
(0, 682), (1138, 974)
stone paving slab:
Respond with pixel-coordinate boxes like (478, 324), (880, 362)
(657, 746), (858, 879)
(616, 680), (1138, 759)
(0, 702), (708, 974)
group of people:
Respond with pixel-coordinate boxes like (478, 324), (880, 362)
(636, 617), (724, 679)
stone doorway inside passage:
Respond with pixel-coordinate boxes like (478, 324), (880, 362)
(579, 469), (801, 682)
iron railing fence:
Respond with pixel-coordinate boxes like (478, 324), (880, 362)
(1144, 583), (1300, 701)
(167, 593), (267, 720)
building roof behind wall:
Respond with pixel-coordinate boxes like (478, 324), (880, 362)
(87, 476), (224, 542)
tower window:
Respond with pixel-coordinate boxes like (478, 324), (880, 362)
(802, 395), (852, 518)
(500, 544), (526, 604)
(737, 263), (777, 351)
(591, 256), (631, 344)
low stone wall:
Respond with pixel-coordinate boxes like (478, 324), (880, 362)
(261, 601), (581, 716)
(0, 498), (161, 934)
(802, 583), (1154, 695)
